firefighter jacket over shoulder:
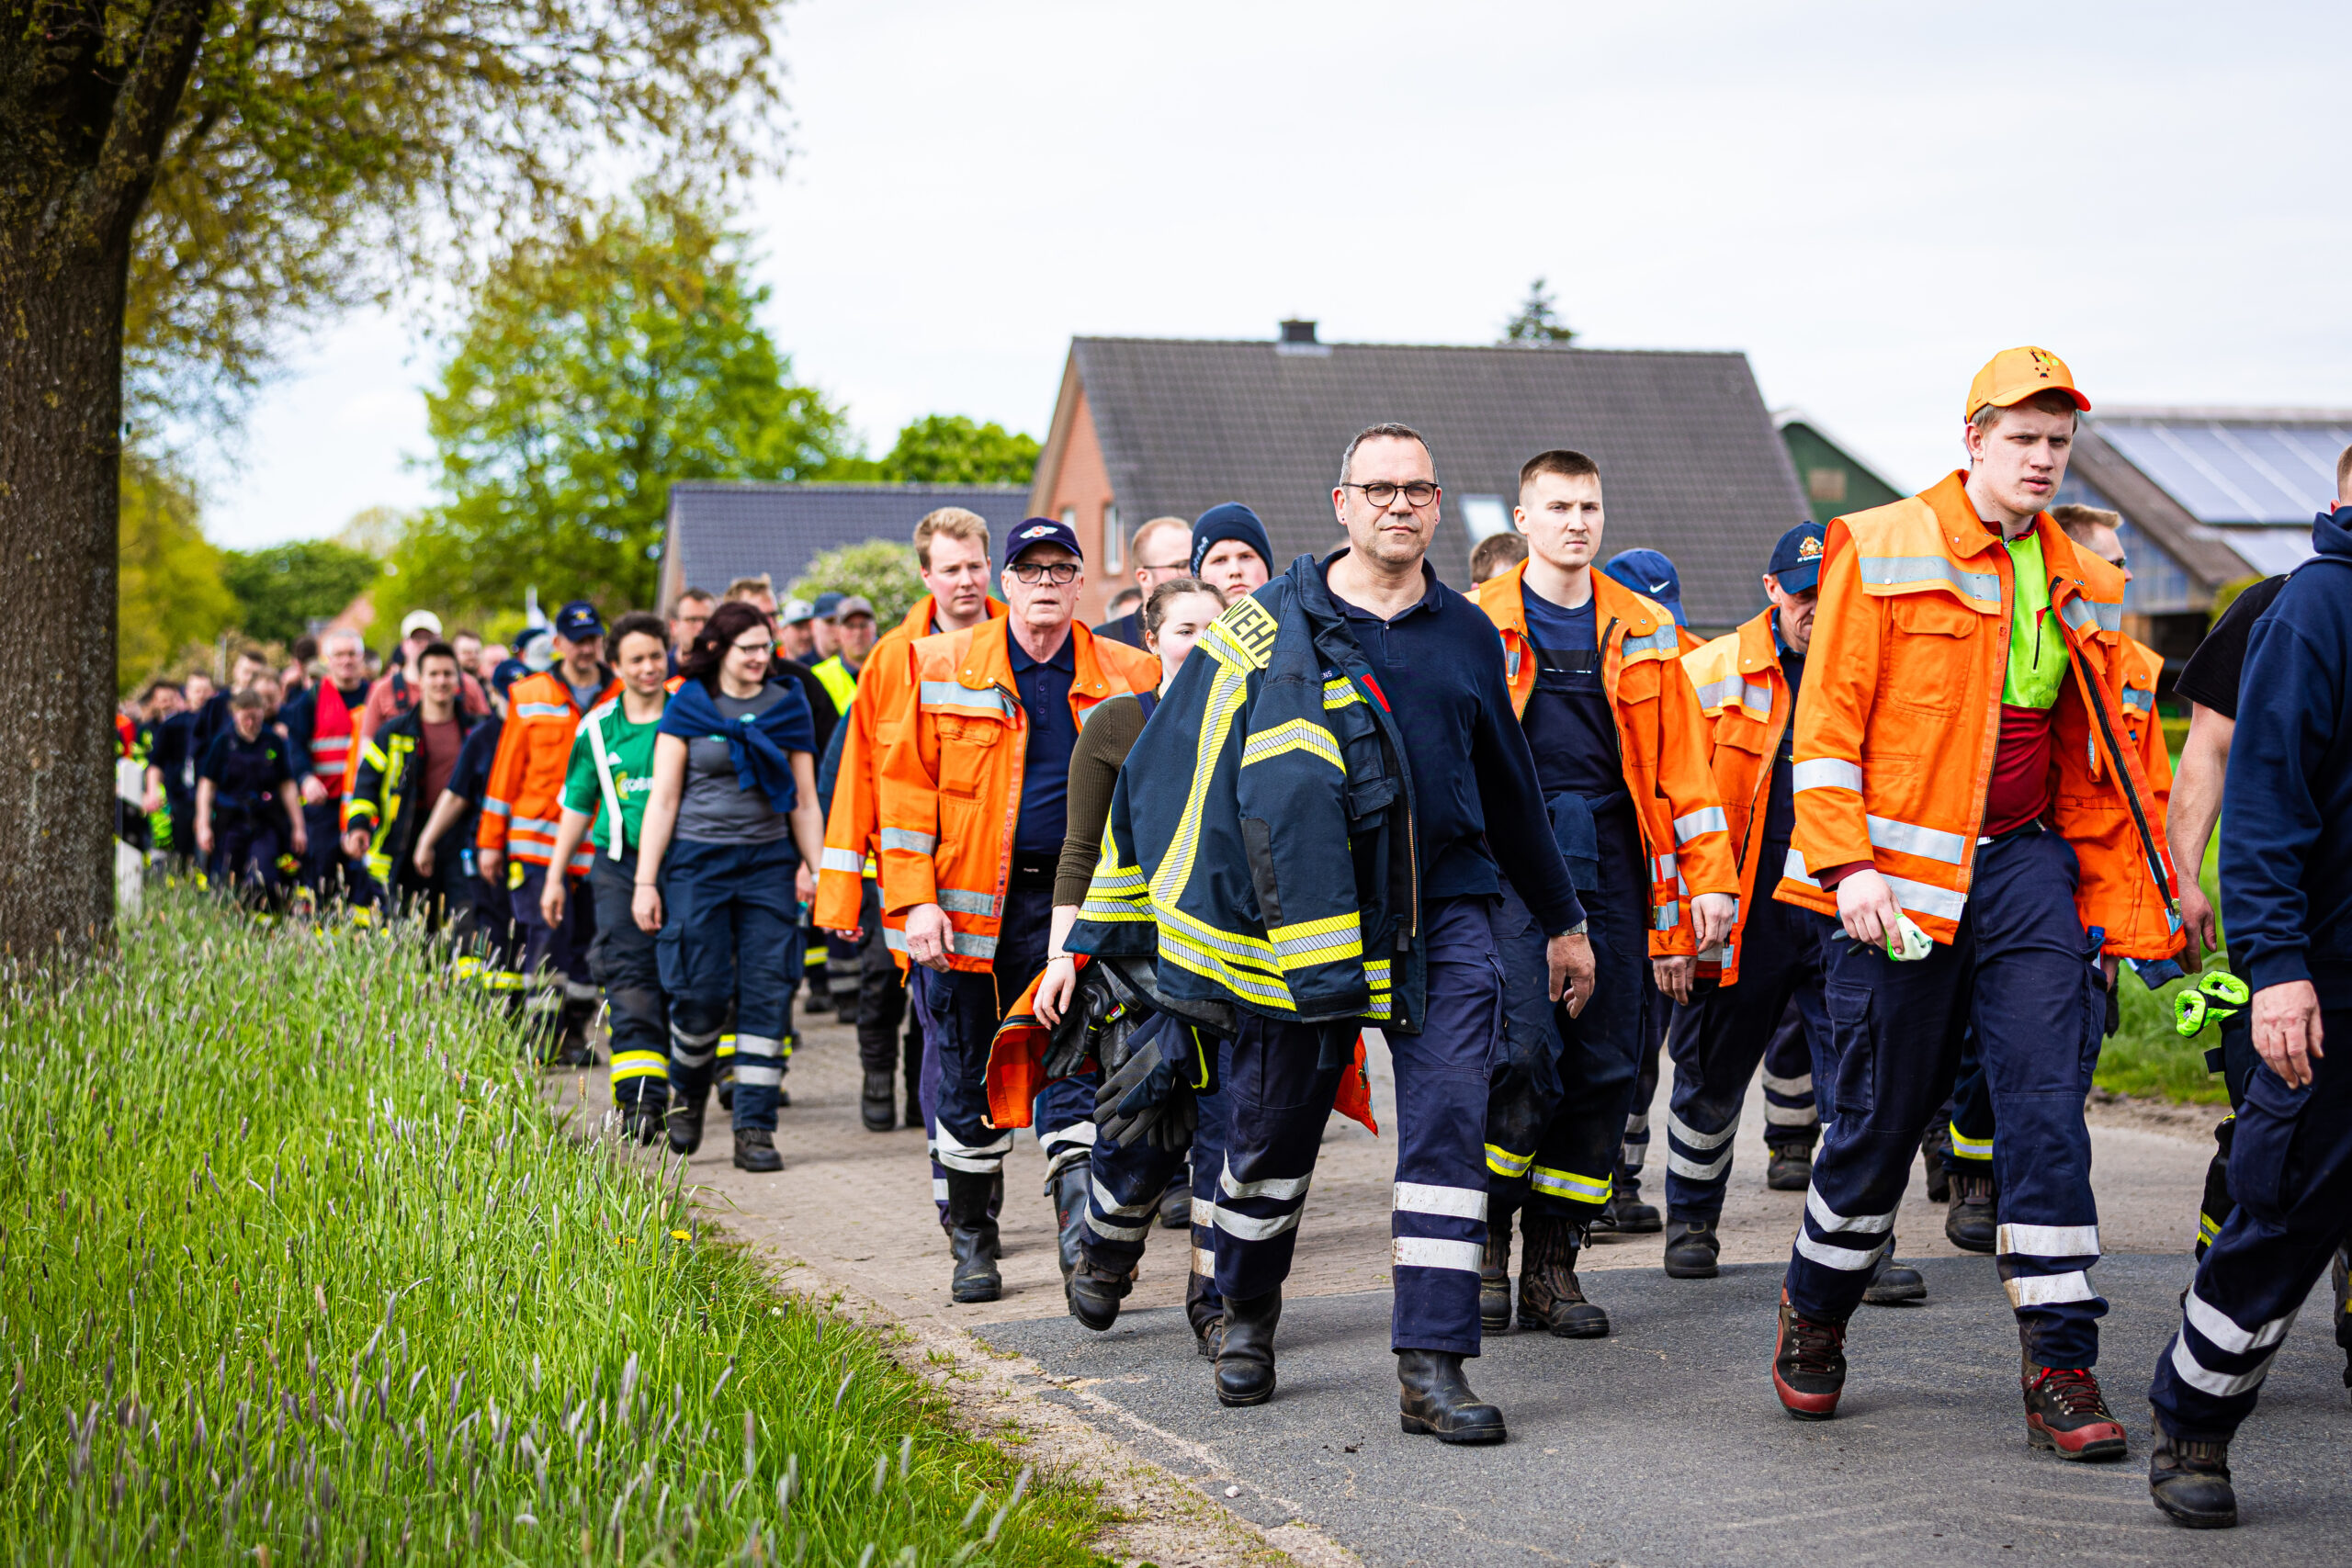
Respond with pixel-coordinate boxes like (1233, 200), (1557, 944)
(475, 667), (618, 874)
(1776, 471), (2183, 959)
(346, 705), (483, 886)
(1470, 561), (1737, 955)
(815, 594), (1007, 932)
(1682, 607), (1800, 984)
(876, 615), (1158, 972)
(1066, 555), (1438, 1030)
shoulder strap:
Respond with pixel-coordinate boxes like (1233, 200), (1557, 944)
(586, 710), (625, 859)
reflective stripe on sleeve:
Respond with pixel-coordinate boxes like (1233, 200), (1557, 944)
(1866, 814), (1971, 865)
(820, 847), (865, 875)
(1673, 806), (1728, 843)
(2059, 596), (2123, 636)
(1792, 758), (1862, 794)
(879, 828), (937, 855)
(1781, 848), (1821, 888)
(1883, 874), (1968, 923)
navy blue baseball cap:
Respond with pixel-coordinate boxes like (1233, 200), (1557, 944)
(810, 591), (845, 620)
(1602, 548), (1685, 627)
(1003, 515), (1083, 568)
(1768, 522), (1827, 595)
(552, 600), (604, 642)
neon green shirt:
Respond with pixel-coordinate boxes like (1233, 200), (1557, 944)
(560, 696), (662, 856)
(2000, 530), (2069, 710)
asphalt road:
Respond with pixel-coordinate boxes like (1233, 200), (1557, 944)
(978, 1254), (2352, 1566)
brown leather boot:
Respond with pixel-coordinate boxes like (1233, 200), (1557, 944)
(1516, 1211), (1610, 1337)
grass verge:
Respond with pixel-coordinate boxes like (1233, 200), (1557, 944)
(6, 892), (1107, 1564)
(2096, 844), (2229, 1105)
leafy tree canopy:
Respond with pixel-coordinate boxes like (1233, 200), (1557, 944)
(875, 414), (1040, 486)
(786, 540), (928, 631)
(392, 195), (856, 622)
(117, 457), (237, 693)
(220, 539), (382, 647)
(1500, 276), (1576, 345)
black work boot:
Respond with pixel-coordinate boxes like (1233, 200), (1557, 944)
(667, 1088), (708, 1157)
(1186, 1267), (1225, 1359)
(553, 995), (597, 1067)
(2022, 1362), (2127, 1461)
(860, 1070), (897, 1133)
(1861, 1253), (1927, 1305)
(1067, 1248), (1133, 1332)
(732, 1125), (782, 1174)
(944, 1170), (1001, 1304)
(1397, 1349), (1507, 1444)
(2149, 1420), (2236, 1528)
(1765, 1142), (1813, 1192)
(1517, 1212), (1610, 1337)
(1947, 1170), (1997, 1253)
(1216, 1290), (1281, 1406)
(621, 1096), (668, 1148)
(1662, 1218), (1721, 1280)
(1919, 1120), (1954, 1203)
(1772, 1289), (1847, 1420)
(1158, 1178), (1190, 1230)
(1480, 1222), (1514, 1331)
(1047, 1157), (1091, 1286)
(1611, 1174), (1662, 1234)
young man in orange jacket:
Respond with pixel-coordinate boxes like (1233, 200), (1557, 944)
(1470, 449), (1739, 1341)
(1770, 349), (2184, 1458)
(877, 517), (1159, 1306)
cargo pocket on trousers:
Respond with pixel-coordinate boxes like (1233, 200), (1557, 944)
(2229, 1065), (2312, 1224)
(1824, 981), (1876, 1122)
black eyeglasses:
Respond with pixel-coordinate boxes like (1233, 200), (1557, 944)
(1010, 561), (1081, 585)
(1345, 480), (1441, 508)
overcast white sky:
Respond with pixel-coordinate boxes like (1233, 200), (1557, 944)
(203, 0), (2352, 549)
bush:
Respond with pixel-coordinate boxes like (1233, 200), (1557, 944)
(3, 895), (1102, 1563)
(786, 540), (928, 630)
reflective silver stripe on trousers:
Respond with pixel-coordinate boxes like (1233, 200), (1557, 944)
(933, 1122), (1013, 1172)
(1996, 1222), (2100, 1258)
(1392, 1181), (1487, 1220)
(1391, 1236), (1483, 1273)
(1792, 758), (1862, 794)
(1795, 1231), (1889, 1271)
(1209, 1201), (1302, 1242)
(1805, 1186), (1894, 1235)
(2006, 1270), (2096, 1308)
(1223, 1161), (1311, 1201)
(1763, 1102), (1817, 1126)
(2169, 1332), (2285, 1397)
(733, 1033), (784, 1086)
(1668, 1109), (1737, 1151)
(1761, 1071), (1812, 1096)
(1866, 814), (1971, 865)
(2185, 1288), (2297, 1354)
(669, 1024), (722, 1067)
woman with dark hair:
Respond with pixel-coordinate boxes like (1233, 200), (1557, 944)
(632, 600), (827, 1173)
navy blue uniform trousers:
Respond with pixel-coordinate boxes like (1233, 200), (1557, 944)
(586, 852), (671, 1113)
(1664, 870), (1837, 1222)
(914, 885), (1096, 1181)
(1086, 1033), (1227, 1278)
(656, 837), (797, 1134)
(510, 861), (595, 1040)
(1788, 828), (2109, 1366)
(2150, 1019), (2352, 1440)
(1216, 896), (1501, 1357)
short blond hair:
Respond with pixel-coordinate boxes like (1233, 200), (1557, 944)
(1131, 515), (1190, 564)
(723, 574), (774, 603)
(2049, 503), (2120, 545)
(1970, 388), (2082, 434)
(913, 508), (989, 570)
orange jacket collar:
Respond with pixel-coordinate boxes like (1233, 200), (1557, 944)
(891, 593), (1007, 643)
(1480, 558), (1668, 645)
(1917, 468), (2128, 624)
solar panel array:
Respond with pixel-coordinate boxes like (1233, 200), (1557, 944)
(2096, 417), (2351, 525)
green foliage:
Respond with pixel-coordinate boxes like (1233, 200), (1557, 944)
(3, 893), (1105, 1562)
(876, 415), (1041, 486)
(786, 541), (928, 630)
(2208, 574), (2268, 626)
(1500, 276), (1576, 345)
(219, 539), (381, 647)
(118, 457), (237, 693)
(398, 196), (857, 622)
(2096, 832), (2228, 1104)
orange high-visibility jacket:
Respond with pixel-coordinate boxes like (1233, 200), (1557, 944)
(1471, 562), (1736, 956)
(1681, 606), (1810, 985)
(814, 594), (1007, 933)
(1775, 472), (2183, 959)
(476, 668), (618, 874)
(876, 618), (1159, 973)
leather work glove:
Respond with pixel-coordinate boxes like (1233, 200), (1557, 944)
(1096, 1014), (1210, 1152)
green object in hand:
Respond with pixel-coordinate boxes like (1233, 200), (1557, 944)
(2173, 970), (2251, 1037)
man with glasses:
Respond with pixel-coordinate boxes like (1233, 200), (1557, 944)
(1094, 515), (1195, 649)
(879, 517), (1159, 1305)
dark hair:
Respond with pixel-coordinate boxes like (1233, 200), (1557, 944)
(1340, 422), (1433, 485)
(290, 635), (320, 663)
(1520, 449), (1600, 491)
(669, 588), (716, 615)
(415, 640), (460, 671)
(679, 600), (772, 689)
(230, 687), (268, 713)
(607, 611), (669, 662)
(1469, 532), (1529, 582)
(232, 644), (270, 668)
(1142, 577), (1222, 642)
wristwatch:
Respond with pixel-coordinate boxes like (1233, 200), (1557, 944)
(1560, 920), (1589, 938)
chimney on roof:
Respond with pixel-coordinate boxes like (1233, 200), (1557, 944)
(1279, 319), (1318, 345)
(1274, 318), (1330, 358)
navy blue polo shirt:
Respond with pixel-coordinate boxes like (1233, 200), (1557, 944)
(1009, 627), (1078, 864)
(199, 728), (292, 822)
(1764, 614), (1805, 846)
(1323, 558), (1584, 935)
(1519, 582), (1623, 802)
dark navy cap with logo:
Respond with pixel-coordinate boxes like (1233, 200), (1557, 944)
(1601, 547), (1685, 627)
(810, 591), (845, 620)
(1004, 515), (1083, 568)
(1768, 522), (1827, 595)
(553, 600), (605, 642)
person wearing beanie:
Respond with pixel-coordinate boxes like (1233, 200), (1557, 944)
(1190, 502), (1276, 601)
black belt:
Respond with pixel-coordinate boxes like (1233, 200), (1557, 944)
(1007, 855), (1057, 893)
(1979, 819), (2046, 851)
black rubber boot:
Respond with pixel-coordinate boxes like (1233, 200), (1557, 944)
(1947, 1170), (1997, 1253)
(1216, 1291), (1280, 1407)
(1397, 1349), (1507, 1444)
(944, 1170), (1001, 1304)
(1860, 1254), (1926, 1305)
(2149, 1423), (2236, 1529)
(860, 1070), (897, 1133)
(1048, 1157), (1091, 1285)
(1611, 1174), (1662, 1234)
(621, 1096), (667, 1148)
(1480, 1222), (1513, 1331)
(1067, 1250), (1133, 1332)
(1158, 1178), (1190, 1230)
(732, 1125), (782, 1174)
(1920, 1120), (1954, 1203)
(1765, 1143), (1813, 1192)
(1186, 1267), (1224, 1359)
(1517, 1212), (1610, 1337)
(1662, 1218), (1720, 1280)
(667, 1089), (708, 1157)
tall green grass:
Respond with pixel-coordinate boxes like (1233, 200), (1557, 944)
(2095, 836), (2228, 1105)
(3, 894), (1105, 1564)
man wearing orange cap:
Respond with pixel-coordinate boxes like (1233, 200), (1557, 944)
(1767, 348), (2184, 1460)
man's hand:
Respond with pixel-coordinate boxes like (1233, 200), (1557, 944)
(300, 774), (328, 807)
(1690, 892), (1737, 953)
(2252, 979), (2325, 1089)
(195, 824), (214, 857)
(631, 882), (664, 933)
(830, 926), (865, 944)
(904, 903), (956, 972)
(1836, 868), (1903, 949)
(539, 875), (567, 930)
(342, 828), (369, 861)
(2177, 883), (2218, 971)
(141, 784), (164, 817)
(1653, 954), (1696, 1006)
(1548, 930), (1597, 1018)
(288, 821), (309, 857)
(795, 863), (817, 904)
(1035, 955), (1078, 1027)
(477, 845), (503, 888)
(413, 841), (436, 878)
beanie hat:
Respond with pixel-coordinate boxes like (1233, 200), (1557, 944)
(1190, 502), (1274, 577)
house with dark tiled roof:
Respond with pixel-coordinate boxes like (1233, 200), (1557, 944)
(1028, 321), (1807, 631)
(657, 484), (1032, 611)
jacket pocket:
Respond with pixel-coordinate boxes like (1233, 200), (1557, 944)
(1883, 593), (1983, 718)
(1824, 980), (1876, 1121)
(1239, 816), (1284, 928)
(2229, 1065), (2313, 1223)
(934, 716), (1001, 799)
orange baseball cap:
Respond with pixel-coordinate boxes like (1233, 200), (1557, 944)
(1964, 346), (2091, 422)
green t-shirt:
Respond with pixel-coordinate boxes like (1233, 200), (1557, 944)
(2000, 530), (2070, 710)
(560, 697), (663, 856)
